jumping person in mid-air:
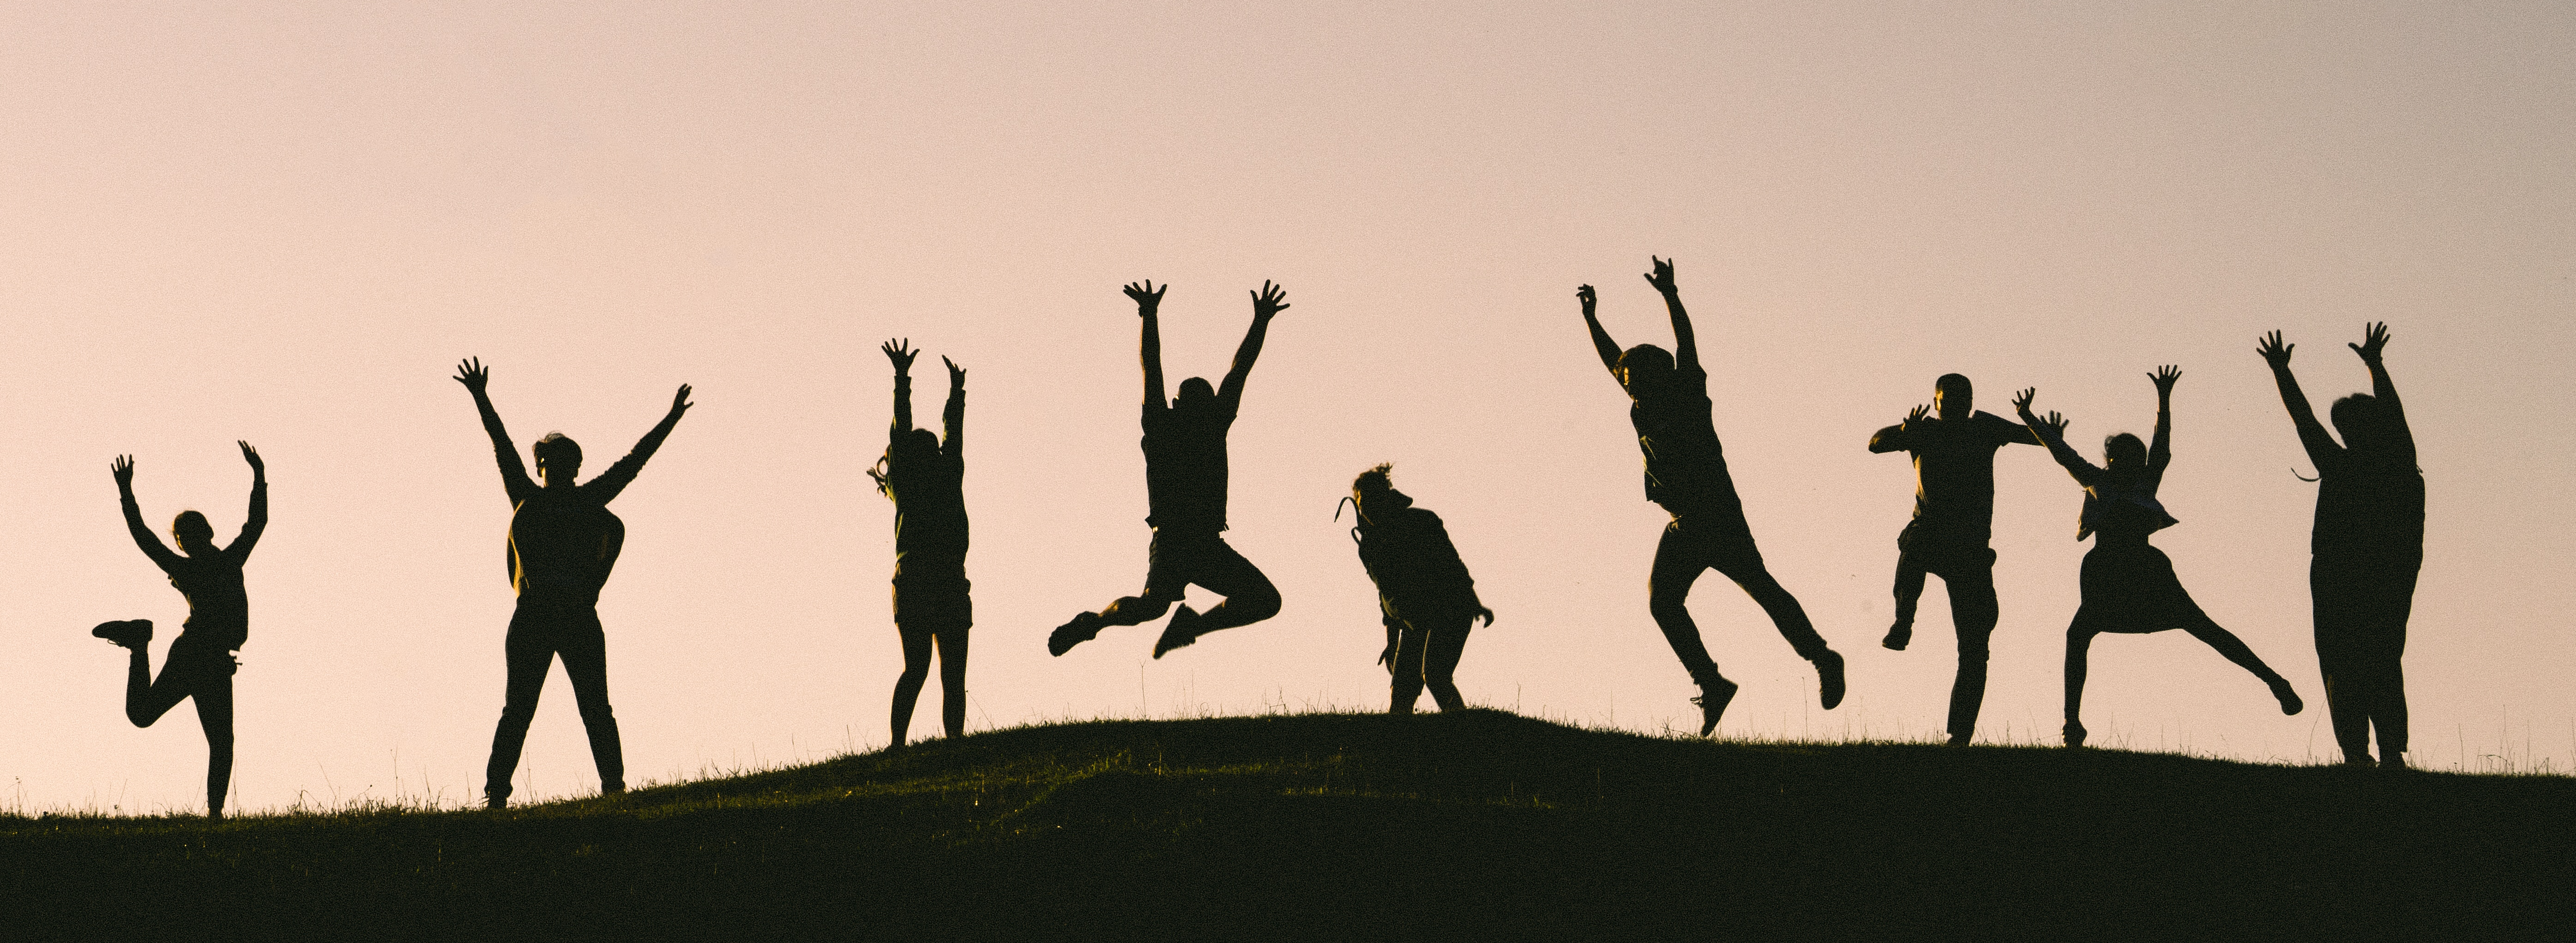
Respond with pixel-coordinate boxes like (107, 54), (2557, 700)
(871, 338), (971, 746)
(95, 442), (266, 819)
(2258, 324), (2423, 767)
(455, 357), (691, 808)
(1867, 374), (2038, 745)
(1578, 257), (1845, 736)
(1343, 464), (1493, 714)
(2015, 369), (2303, 747)
(1050, 280), (1286, 660)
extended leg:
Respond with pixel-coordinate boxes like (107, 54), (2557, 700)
(1389, 621), (1428, 715)
(1944, 558), (2000, 745)
(935, 622), (970, 739)
(2313, 585), (2373, 764)
(890, 621), (934, 746)
(2178, 611), (2302, 715)
(2064, 616), (2101, 747)
(1710, 551), (1843, 710)
(1421, 616), (1471, 713)
(194, 666), (235, 818)
(555, 613), (626, 793)
(484, 614), (559, 807)
(1648, 525), (1732, 735)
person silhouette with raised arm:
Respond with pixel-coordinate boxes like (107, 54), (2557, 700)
(2259, 324), (2422, 768)
(2015, 370), (2303, 747)
(1867, 374), (2039, 745)
(1050, 280), (1286, 660)
(1578, 258), (1844, 736)
(1343, 464), (1494, 714)
(869, 339), (971, 746)
(455, 357), (691, 809)
(94, 442), (266, 819)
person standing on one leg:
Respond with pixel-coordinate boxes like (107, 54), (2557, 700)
(1867, 374), (2038, 745)
(2258, 324), (2422, 768)
(1343, 464), (1494, 714)
(2015, 370), (2304, 748)
(455, 357), (692, 809)
(95, 442), (266, 819)
(1051, 279), (1287, 660)
(870, 339), (971, 747)
(1577, 258), (1846, 737)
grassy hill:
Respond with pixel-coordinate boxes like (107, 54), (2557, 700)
(3, 709), (2569, 941)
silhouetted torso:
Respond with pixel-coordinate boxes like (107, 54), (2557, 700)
(2313, 452), (2424, 560)
(1874, 411), (2027, 543)
(496, 448), (655, 607)
(888, 450), (968, 572)
(1142, 403), (1237, 533)
(1356, 504), (1479, 623)
(160, 553), (252, 652)
(1629, 365), (1743, 519)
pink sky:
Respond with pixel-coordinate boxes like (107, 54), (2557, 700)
(2, 2), (2570, 812)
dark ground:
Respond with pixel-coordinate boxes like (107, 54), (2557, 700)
(2, 709), (2568, 941)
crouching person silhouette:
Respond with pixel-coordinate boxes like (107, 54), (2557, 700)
(2259, 324), (2423, 767)
(1343, 464), (1493, 714)
(1577, 258), (1845, 736)
(1049, 280), (1286, 660)
(455, 357), (691, 808)
(96, 442), (266, 819)
(2015, 371), (2302, 748)
(870, 339), (971, 746)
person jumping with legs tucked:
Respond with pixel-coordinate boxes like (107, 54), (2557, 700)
(1050, 280), (1286, 660)
(96, 442), (266, 819)
(2259, 324), (2422, 768)
(2015, 370), (2303, 748)
(1578, 257), (1845, 736)
(1867, 374), (2038, 745)
(1344, 464), (1494, 714)
(455, 357), (691, 809)
(871, 339), (971, 747)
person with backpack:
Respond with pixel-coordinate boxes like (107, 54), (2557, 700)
(1343, 464), (1493, 714)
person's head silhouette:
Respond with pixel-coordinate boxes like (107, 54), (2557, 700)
(1616, 344), (1677, 398)
(2330, 394), (2393, 454)
(1350, 463), (1411, 524)
(2102, 432), (2148, 476)
(1934, 373), (1973, 420)
(534, 432), (582, 487)
(1173, 376), (1218, 416)
(171, 510), (216, 556)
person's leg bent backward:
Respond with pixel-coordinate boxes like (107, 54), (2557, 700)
(125, 648), (190, 728)
(194, 661), (235, 816)
(1941, 549), (2001, 744)
(1421, 613), (1471, 713)
(555, 608), (625, 793)
(1179, 536), (1280, 634)
(485, 606), (561, 806)
(1389, 620), (1428, 715)
(936, 607), (970, 739)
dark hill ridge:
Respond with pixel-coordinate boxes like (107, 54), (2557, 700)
(2, 710), (2568, 940)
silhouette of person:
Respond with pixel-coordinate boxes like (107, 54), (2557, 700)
(1578, 258), (1845, 736)
(2258, 324), (2422, 768)
(2014, 370), (2304, 747)
(455, 357), (691, 809)
(869, 339), (971, 747)
(1342, 464), (1494, 714)
(1050, 280), (1287, 660)
(1868, 374), (2038, 745)
(95, 442), (266, 819)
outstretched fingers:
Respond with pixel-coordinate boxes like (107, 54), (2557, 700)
(1251, 280), (1289, 316)
(671, 384), (694, 415)
(453, 356), (489, 389)
(2011, 387), (2038, 413)
(2351, 321), (2392, 360)
(1644, 256), (1677, 292)
(2150, 364), (2182, 392)
(2256, 330), (2293, 366)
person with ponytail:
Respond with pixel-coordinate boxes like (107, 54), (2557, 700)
(1342, 464), (1492, 714)
(870, 339), (971, 747)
